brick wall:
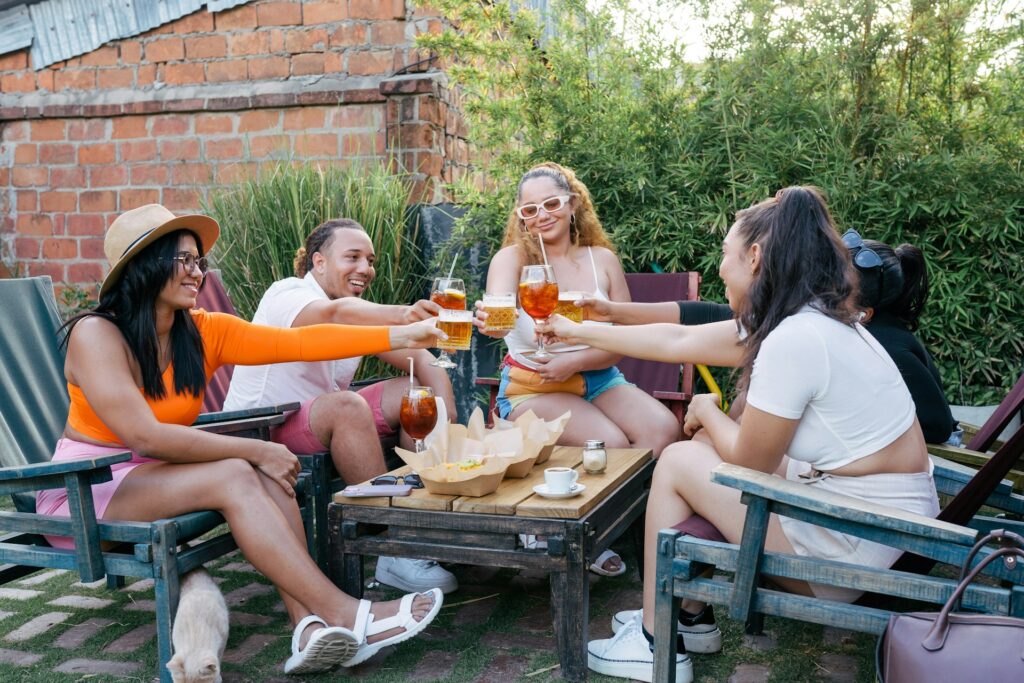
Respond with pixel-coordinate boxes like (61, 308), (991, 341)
(0, 0), (472, 292)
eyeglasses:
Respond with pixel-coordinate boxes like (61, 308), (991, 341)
(841, 230), (883, 270)
(169, 252), (209, 275)
(515, 195), (572, 220)
(370, 473), (423, 489)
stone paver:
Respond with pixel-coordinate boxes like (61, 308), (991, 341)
(54, 658), (141, 675)
(410, 650), (460, 681)
(0, 610), (13, 621)
(224, 581), (275, 607)
(230, 611), (274, 626)
(220, 561), (258, 573)
(481, 631), (556, 652)
(4, 611), (71, 642)
(454, 595), (498, 626)
(124, 598), (156, 612)
(103, 622), (156, 653)
(48, 594), (115, 609)
(53, 617), (116, 649)
(71, 578), (108, 589)
(121, 578), (154, 592)
(17, 569), (67, 586)
(742, 630), (778, 652)
(222, 633), (279, 664)
(472, 652), (530, 682)
(822, 626), (858, 646)
(730, 663), (772, 682)
(816, 653), (858, 682)
(0, 647), (44, 666)
(0, 587), (41, 600)
(514, 603), (553, 632)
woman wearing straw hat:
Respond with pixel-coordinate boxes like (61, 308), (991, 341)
(34, 204), (445, 674)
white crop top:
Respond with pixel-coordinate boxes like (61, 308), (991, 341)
(745, 306), (916, 471)
(504, 247), (610, 369)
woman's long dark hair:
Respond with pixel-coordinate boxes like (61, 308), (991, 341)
(735, 186), (858, 387)
(856, 239), (929, 331)
(61, 230), (206, 400)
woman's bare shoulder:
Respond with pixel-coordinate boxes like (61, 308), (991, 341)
(489, 245), (524, 270)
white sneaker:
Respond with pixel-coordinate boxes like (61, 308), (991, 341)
(588, 613), (693, 683)
(374, 556), (458, 594)
(611, 606), (722, 653)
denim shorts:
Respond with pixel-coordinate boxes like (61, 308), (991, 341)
(495, 364), (632, 419)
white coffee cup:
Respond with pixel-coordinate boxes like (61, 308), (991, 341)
(544, 467), (579, 494)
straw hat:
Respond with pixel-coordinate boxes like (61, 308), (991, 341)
(100, 204), (220, 298)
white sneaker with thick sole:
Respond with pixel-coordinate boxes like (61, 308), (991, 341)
(374, 556), (458, 594)
(611, 607), (722, 654)
(588, 614), (693, 683)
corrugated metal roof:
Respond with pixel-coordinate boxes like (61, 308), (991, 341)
(1, 0), (253, 69)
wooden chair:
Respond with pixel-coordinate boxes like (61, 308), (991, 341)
(0, 276), (305, 683)
(476, 271), (701, 426)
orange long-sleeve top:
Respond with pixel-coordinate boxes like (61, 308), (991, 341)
(66, 309), (392, 444)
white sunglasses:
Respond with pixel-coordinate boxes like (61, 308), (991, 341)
(515, 194), (572, 220)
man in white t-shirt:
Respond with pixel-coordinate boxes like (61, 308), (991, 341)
(224, 218), (458, 593)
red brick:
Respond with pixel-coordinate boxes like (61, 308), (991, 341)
(162, 187), (200, 211)
(160, 139), (200, 161)
(293, 132), (337, 156)
(418, 96), (444, 125)
(348, 50), (392, 76)
(250, 134), (290, 157)
(17, 190), (37, 211)
(349, 0), (405, 20)
(195, 114), (233, 135)
(304, 2), (346, 23)
(342, 131), (384, 156)
(238, 110), (280, 132)
(205, 138), (244, 160)
(283, 107), (326, 130)
(163, 62), (205, 85)
(206, 59), (248, 82)
(120, 188), (160, 208)
(68, 262), (104, 283)
(80, 46), (118, 67)
(371, 21), (408, 46)
(40, 191), (78, 212)
(112, 117), (148, 139)
(130, 165), (169, 185)
(79, 236), (106, 256)
(0, 51), (28, 70)
(185, 35), (227, 59)
(80, 190), (117, 212)
(216, 162), (259, 184)
(68, 215), (106, 237)
(1, 72), (35, 93)
(89, 165), (129, 187)
(17, 213), (53, 236)
(56, 69), (97, 90)
(2, 121), (28, 142)
(15, 237), (40, 259)
(215, 5), (257, 30)
(248, 56), (289, 79)
(28, 262), (65, 280)
(14, 144), (37, 164)
(97, 67), (135, 89)
(291, 53), (325, 76)
(137, 64), (157, 86)
(172, 11), (214, 33)
(141, 23), (174, 37)
(146, 37), (184, 62)
(12, 166), (47, 187)
(285, 28), (328, 53)
(68, 119), (108, 141)
(171, 163), (212, 184)
(330, 23), (367, 48)
(120, 41), (142, 64)
(151, 115), (191, 137)
(42, 238), (79, 259)
(51, 167), (85, 186)
(38, 143), (76, 164)
(34, 70), (54, 91)
(257, 2), (302, 26)
(227, 32), (269, 57)
(120, 140), (157, 161)
(79, 143), (116, 165)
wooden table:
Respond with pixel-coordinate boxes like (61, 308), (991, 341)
(328, 446), (654, 682)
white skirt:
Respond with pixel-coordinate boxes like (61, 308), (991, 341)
(778, 459), (940, 602)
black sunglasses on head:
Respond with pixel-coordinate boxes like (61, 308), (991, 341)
(841, 229), (883, 270)
(370, 473), (423, 489)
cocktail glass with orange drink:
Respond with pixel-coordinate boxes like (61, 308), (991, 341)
(400, 386), (438, 453)
(429, 277), (467, 368)
(518, 265), (558, 359)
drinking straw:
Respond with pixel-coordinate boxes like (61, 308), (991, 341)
(446, 251), (460, 280)
(408, 356), (414, 390)
(537, 234), (549, 265)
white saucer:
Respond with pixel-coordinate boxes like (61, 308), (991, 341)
(533, 483), (586, 499)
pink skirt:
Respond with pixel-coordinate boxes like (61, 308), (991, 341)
(36, 437), (159, 549)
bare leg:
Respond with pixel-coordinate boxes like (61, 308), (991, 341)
(639, 441), (808, 634)
(374, 377), (416, 451)
(592, 384), (679, 457)
(308, 391), (388, 484)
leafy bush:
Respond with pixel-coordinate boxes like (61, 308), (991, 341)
(419, 0), (1024, 404)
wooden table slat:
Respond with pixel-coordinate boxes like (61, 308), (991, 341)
(451, 446), (584, 515)
(515, 448), (650, 519)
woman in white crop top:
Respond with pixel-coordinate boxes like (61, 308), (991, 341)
(539, 187), (939, 682)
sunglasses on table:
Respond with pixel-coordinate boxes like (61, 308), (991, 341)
(168, 252), (210, 275)
(515, 194), (572, 220)
(370, 473), (423, 489)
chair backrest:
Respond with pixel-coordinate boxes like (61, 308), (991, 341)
(618, 272), (700, 397)
(0, 276), (70, 512)
(194, 270), (237, 413)
(967, 371), (1024, 453)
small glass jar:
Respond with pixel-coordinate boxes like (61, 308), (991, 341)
(582, 439), (607, 474)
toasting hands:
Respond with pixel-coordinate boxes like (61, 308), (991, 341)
(389, 318), (446, 350)
(534, 314), (586, 347)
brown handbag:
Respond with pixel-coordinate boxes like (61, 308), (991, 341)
(876, 529), (1024, 682)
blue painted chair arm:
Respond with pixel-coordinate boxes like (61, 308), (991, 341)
(0, 452), (131, 482)
(192, 402), (300, 426)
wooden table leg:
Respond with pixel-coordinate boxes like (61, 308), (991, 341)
(330, 508), (365, 597)
(549, 523), (589, 681)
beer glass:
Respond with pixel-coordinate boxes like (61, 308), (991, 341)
(400, 386), (438, 453)
(518, 264), (558, 359)
(481, 292), (516, 331)
(554, 291), (584, 323)
(430, 277), (466, 368)
(437, 309), (473, 352)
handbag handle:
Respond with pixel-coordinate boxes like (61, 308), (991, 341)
(957, 528), (1024, 582)
(922, 543), (1024, 651)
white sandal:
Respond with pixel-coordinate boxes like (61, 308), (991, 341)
(589, 548), (627, 577)
(283, 613), (363, 675)
(341, 588), (444, 668)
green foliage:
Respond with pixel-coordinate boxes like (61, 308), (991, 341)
(57, 284), (95, 322)
(418, 0), (1024, 404)
(203, 161), (423, 379)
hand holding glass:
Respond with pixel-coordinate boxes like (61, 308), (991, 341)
(429, 277), (466, 368)
(518, 265), (558, 359)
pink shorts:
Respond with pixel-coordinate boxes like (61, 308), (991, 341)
(270, 383), (395, 455)
(35, 438), (159, 550)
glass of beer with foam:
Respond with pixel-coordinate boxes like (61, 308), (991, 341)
(482, 293), (516, 332)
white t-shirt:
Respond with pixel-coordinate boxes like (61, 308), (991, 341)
(223, 274), (361, 411)
(745, 306), (916, 471)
